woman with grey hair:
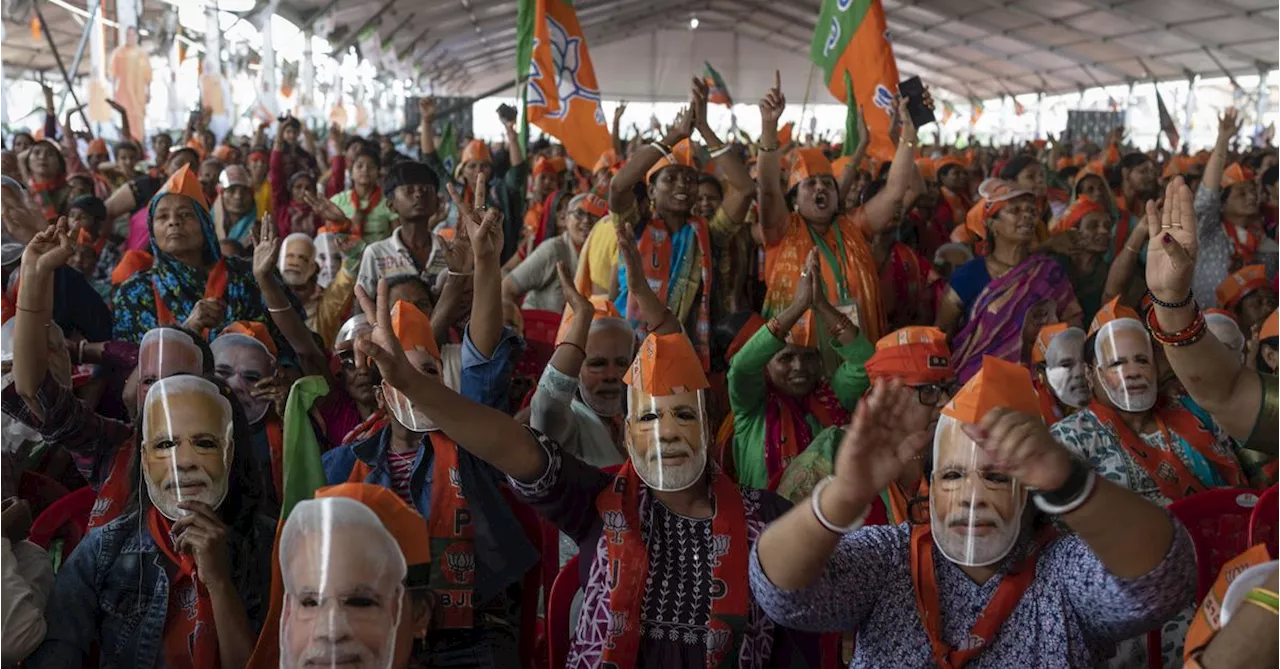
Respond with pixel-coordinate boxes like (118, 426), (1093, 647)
(501, 193), (607, 313)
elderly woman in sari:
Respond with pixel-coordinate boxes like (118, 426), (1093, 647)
(936, 179), (1082, 382)
(112, 165), (275, 345)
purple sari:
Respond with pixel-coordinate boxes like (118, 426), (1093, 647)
(951, 254), (1075, 381)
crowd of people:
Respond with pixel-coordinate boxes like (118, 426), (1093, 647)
(0, 66), (1277, 669)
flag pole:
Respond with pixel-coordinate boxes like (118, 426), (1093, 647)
(799, 62), (815, 145)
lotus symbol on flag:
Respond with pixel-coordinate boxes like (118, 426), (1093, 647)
(823, 17), (841, 58)
(530, 16), (603, 121)
(873, 84), (895, 112)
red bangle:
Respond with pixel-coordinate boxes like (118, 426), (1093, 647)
(1146, 305), (1207, 347)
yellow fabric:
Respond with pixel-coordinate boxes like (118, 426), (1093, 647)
(580, 214), (620, 296)
(255, 180), (274, 218)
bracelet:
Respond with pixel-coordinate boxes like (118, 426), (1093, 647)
(1245, 588), (1279, 615)
(267, 304), (292, 313)
(757, 143), (780, 153)
(827, 318), (853, 339)
(14, 304), (49, 313)
(555, 341), (586, 357)
(648, 140), (671, 156)
(1032, 458), (1097, 515)
(765, 318), (787, 341)
(447, 270), (474, 277)
(1146, 289), (1194, 309)
(811, 476), (870, 534)
(651, 309), (676, 332)
(77, 339), (87, 365)
(708, 144), (732, 159)
(1146, 306), (1208, 348)
(1124, 242), (1145, 254)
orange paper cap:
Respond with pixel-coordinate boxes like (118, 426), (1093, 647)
(915, 157), (937, 182)
(830, 156), (853, 178)
(222, 320), (278, 358)
(1221, 163), (1256, 190)
(1055, 157), (1072, 171)
(1032, 323), (1069, 364)
(1087, 296), (1140, 339)
(646, 139), (696, 183)
(864, 326), (952, 385)
(553, 295), (623, 345)
(1161, 155), (1194, 179)
(390, 300), (441, 361)
(111, 250), (153, 285)
(1054, 195), (1107, 232)
(533, 156), (567, 176)
(1216, 264), (1270, 311)
(460, 140), (492, 166)
(940, 355), (1040, 423)
(964, 201), (987, 240)
(623, 331), (710, 396)
(86, 138), (109, 156)
(934, 155), (965, 175)
(314, 483), (431, 566)
(787, 148), (834, 191)
(593, 148), (622, 174)
(577, 193), (609, 219)
(1261, 309), (1279, 341)
(158, 164), (210, 212)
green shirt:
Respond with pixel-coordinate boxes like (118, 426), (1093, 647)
(727, 325), (874, 489)
(329, 190), (398, 243)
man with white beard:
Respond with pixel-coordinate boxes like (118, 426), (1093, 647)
(1031, 323), (1091, 425)
(277, 233), (321, 330)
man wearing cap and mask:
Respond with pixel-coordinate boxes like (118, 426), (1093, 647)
(26, 374), (275, 669)
(1031, 323), (1091, 425)
(751, 356), (1196, 667)
(275, 484), (434, 669)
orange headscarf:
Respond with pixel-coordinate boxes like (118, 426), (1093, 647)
(1216, 264), (1271, 311)
(787, 148), (833, 191)
(111, 249), (153, 286)
(1053, 195), (1107, 232)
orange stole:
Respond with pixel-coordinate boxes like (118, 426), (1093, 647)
(154, 258), (229, 337)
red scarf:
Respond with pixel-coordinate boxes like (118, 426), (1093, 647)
(596, 462), (749, 668)
(341, 408), (387, 446)
(347, 431), (475, 628)
(351, 186), (382, 217)
(88, 439), (136, 530)
(910, 523), (1055, 669)
(1089, 400), (1248, 501)
(1222, 218), (1260, 266)
(763, 383), (848, 483)
(147, 508), (221, 669)
(154, 259), (229, 337)
(29, 176), (67, 221)
(265, 417), (283, 499)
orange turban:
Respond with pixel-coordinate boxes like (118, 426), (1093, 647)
(1262, 309), (1279, 341)
(1088, 296), (1140, 339)
(864, 326), (952, 385)
(915, 157), (937, 182)
(1031, 323), (1069, 364)
(1216, 264), (1271, 311)
(314, 483), (431, 567)
(593, 149), (622, 174)
(158, 164), (210, 212)
(86, 138), (109, 156)
(391, 300), (441, 361)
(1054, 195), (1107, 232)
(532, 156), (567, 176)
(460, 140), (492, 166)
(787, 148), (834, 191)
(623, 332), (709, 396)
(941, 356), (1039, 423)
(111, 250), (153, 285)
(212, 145), (237, 163)
(646, 139), (696, 183)
(1221, 163), (1255, 190)
(221, 320), (278, 358)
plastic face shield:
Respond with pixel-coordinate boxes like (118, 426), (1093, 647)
(211, 333), (276, 424)
(137, 328), (206, 406)
(929, 415), (1026, 567)
(1043, 327), (1090, 409)
(624, 388), (708, 492)
(314, 233), (346, 289)
(1093, 319), (1158, 413)
(382, 349), (440, 434)
(279, 233), (318, 287)
(280, 497), (406, 669)
(141, 376), (234, 521)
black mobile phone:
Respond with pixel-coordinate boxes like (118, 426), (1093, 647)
(898, 76), (935, 128)
(497, 104), (518, 123)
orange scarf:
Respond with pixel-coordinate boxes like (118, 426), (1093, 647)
(1033, 381), (1066, 426)
(1222, 218), (1260, 265)
(88, 437), (136, 529)
(1089, 400), (1248, 501)
(596, 462), (749, 668)
(347, 431), (475, 628)
(29, 177), (66, 222)
(630, 217), (715, 370)
(154, 258), (229, 337)
(350, 186), (382, 217)
(147, 508), (221, 669)
(940, 187), (971, 227)
(910, 522), (1055, 669)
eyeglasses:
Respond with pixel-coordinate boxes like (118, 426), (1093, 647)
(913, 382), (959, 407)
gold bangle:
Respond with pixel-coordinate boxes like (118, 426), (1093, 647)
(1124, 243), (1144, 254)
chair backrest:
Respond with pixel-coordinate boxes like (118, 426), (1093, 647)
(28, 486), (97, 554)
(1167, 488), (1262, 602)
(521, 310), (563, 346)
(500, 488), (544, 667)
(547, 554), (582, 669)
(1248, 484), (1278, 557)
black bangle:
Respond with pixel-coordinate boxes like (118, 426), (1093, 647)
(1032, 456), (1092, 507)
(1146, 289), (1194, 309)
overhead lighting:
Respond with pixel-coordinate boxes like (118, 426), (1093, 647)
(689, 16), (699, 29)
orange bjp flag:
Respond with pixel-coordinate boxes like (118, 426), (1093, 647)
(810, 0), (900, 161)
(516, 0), (613, 168)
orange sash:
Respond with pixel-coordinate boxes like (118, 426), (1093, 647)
(87, 439), (136, 529)
(1034, 381), (1065, 426)
(631, 217), (714, 369)
(147, 508), (221, 669)
(1090, 400), (1248, 502)
(910, 523), (1055, 669)
(596, 461), (749, 668)
(1223, 218), (1260, 266)
(154, 258), (229, 337)
(346, 431), (476, 628)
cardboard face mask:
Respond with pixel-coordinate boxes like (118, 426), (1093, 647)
(625, 388), (709, 492)
(929, 415), (1026, 567)
(211, 334), (276, 424)
(141, 376), (234, 520)
(1043, 327), (1090, 409)
(137, 328), (205, 407)
(314, 233), (347, 289)
(1094, 319), (1158, 413)
(278, 233), (318, 287)
(280, 497), (405, 669)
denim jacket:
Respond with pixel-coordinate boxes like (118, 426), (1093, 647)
(322, 326), (538, 605)
(25, 510), (274, 669)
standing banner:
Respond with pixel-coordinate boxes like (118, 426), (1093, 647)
(515, 0), (612, 167)
(810, 0), (899, 160)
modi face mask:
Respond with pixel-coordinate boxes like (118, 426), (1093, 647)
(929, 414), (1027, 567)
(137, 328), (205, 409)
(280, 497), (405, 669)
(211, 333), (277, 424)
(383, 300), (444, 434)
(1093, 319), (1158, 413)
(622, 332), (712, 492)
(141, 376), (234, 520)
(314, 233), (347, 289)
(1043, 327), (1090, 409)
(278, 233), (317, 287)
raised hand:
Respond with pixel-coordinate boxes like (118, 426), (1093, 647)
(691, 77), (710, 132)
(557, 261), (593, 316)
(613, 101), (628, 125)
(441, 217), (474, 275)
(251, 216), (280, 278)
(788, 248), (819, 312)
(21, 216), (74, 277)
(354, 280), (415, 389)
(961, 407), (1073, 492)
(759, 70), (786, 130)
(446, 172), (502, 263)
(300, 191), (349, 222)
(662, 106), (695, 146)
(829, 379), (932, 507)
(854, 106), (870, 153)
(1218, 108), (1242, 143)
(1144, 177), (1197, 303)
(418, 97), (437, 126)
